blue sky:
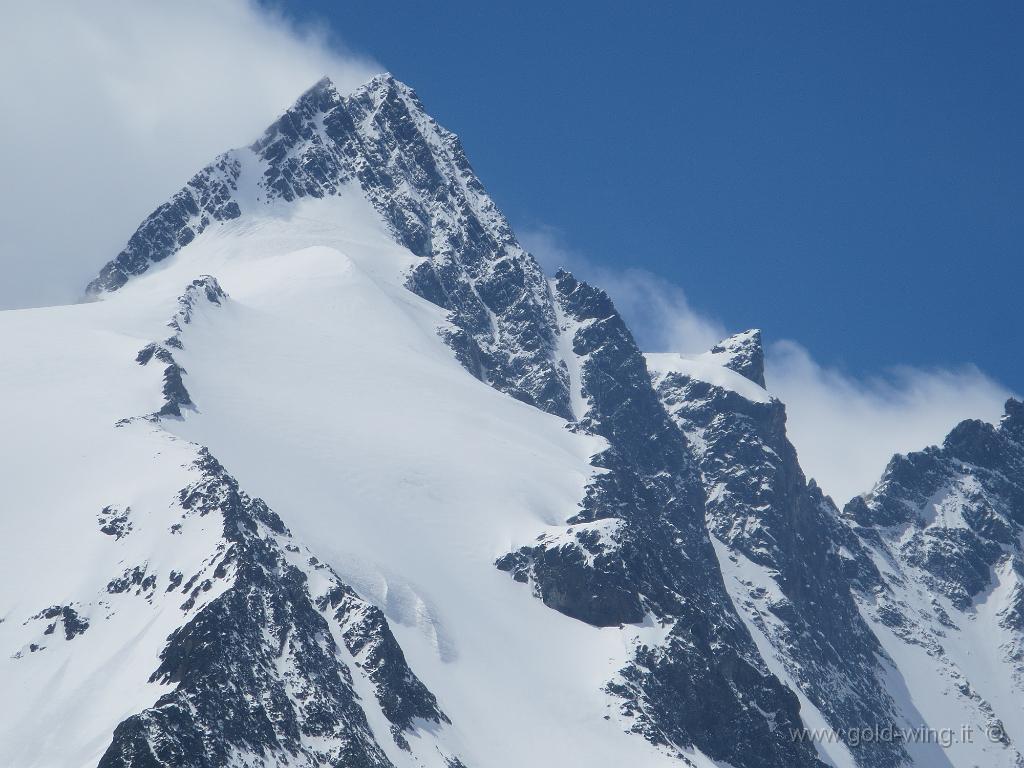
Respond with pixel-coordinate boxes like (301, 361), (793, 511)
(284, 0), (1022, 387)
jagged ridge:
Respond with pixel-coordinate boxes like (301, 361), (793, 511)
(499, 272), (824, 768)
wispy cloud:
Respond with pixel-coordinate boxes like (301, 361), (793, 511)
(766, 341), (1010, 502)
(0, 0), (378, 310)
(521, 224), (1013, 502)
(520, 225), (726, 353)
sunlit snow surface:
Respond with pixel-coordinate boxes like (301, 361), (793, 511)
(646, 351), (772, 405)
(0, 192), (698, 767)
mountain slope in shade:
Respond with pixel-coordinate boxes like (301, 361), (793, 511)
(844, 399), (1024, 768)
(647, 336), (1024, 768)
(1, 72), (1022, 768)
(648, 338), (910, 768)
(498, 274), (822, 768)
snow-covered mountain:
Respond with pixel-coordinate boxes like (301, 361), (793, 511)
(1, 74), (1021, 768)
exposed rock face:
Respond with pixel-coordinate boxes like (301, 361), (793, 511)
(709, 328), (766, 387)
(500, 275), (824, 768)
(847, 401), (1024, 609)
(168, 276), (227, 331)
(852, 400), (1024, 612)
(99, 450), (452, 768)
(98, 505), (133, 539)
(648, 333), (906, 767)
(840, 399), (1024, 766)
(31, 605), (90, 642)
(86, 159), (242, 296)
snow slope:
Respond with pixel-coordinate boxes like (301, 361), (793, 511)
(0, 188), (692, 767)
(138, 192), (681, 767)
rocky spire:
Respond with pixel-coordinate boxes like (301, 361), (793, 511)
(1001, 397), (1024, 442)
(709, 328), (766, 387)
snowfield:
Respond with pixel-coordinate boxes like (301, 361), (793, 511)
(0, 191), (687, 767)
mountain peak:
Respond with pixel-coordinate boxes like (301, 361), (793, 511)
(301, 74), (339, 99)
(1001, 397), (1024, 441)
(273, 75), (344, 122)
(264, 72), (421, 131)
(86, 69), (571, 419)
(349, 71), (424, 112)
(357, 70), (403, 92)
(709, 328), (765, 387)
(553, 270), (622, 327)
(291, 72), (410, 110)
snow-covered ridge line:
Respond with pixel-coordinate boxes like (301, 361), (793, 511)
(100, 445), (460, 768)
(131, 276), (227, 420)
(646, 329), (772, 406)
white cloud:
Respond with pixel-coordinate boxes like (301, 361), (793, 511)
(0, 0), (377, 309)
(520, 225), (1013, 503)
(520, 225), (726, 353)
(767, 341), (1011, 503)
